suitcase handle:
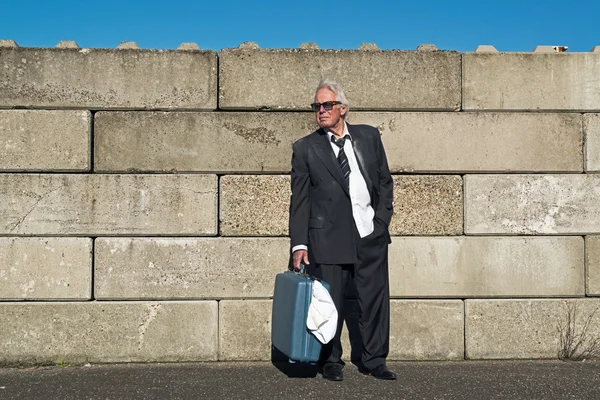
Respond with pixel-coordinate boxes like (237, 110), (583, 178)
(289, 262), (306, 274)
(289, 263), (308, 276)
(298, 263), (306, 274)
(289, 263), (324, 283)
(295, 263), (323, 283)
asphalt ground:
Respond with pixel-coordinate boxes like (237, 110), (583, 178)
(1, 360), (600, 400)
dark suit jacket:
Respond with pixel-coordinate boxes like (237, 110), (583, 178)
(289, 123), (394, 265)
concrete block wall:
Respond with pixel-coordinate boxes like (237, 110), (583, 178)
(1, 41), (600, 364)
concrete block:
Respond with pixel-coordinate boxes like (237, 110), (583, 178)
(178, 42), (200, 50)
(0, 47), (217, 110)
(220, 299), (463, 361)
(533, 46), (568, 53)
(219, 300), (271, 360)
(465, 299), (600, 359)
(358, 43), (379, 50)
(592, 46), (600, 53)
(390, 175), (462, 235)
(341, 300), (464, 360)
(219, 49), (461, 110)
(117, 42), (139, 49)
(94, 238), (289, 299)
(465, 175), (600, 234)
(0, 174), (217, 235)
(586, 236), (600, 295)
(96, 111), (581, 173)
(0, 301), (218, 364)
(218, 174), (461, 236)
(94, 112), (313, 173)
(417, 44), (438, 52)
(474, 45), (498, 53)
(463, 53), (600, 110)
(585, 114), (600, 171)
(348, 112), (583, 173)
(0, 110), (91, 171)
(389, 237), (584, 297)
(0, 238), (92, 300)
(238, 42), (259, 49)
(0, 40), (18, 48)
(220, 176), (291, 236)
(55, 41), (79, 49)
(299, 42), (319, 50)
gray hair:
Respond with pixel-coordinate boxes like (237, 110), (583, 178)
(315, 79), (350, 113)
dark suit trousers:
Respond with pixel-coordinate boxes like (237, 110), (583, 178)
(306, 219), (390, 371)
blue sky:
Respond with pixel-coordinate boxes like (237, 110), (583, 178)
(2, 0), (599, 52)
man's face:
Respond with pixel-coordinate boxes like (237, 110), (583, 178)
(314, 88), (346, 130)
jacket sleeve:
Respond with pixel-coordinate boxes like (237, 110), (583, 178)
(374, 131), (394, 226)
(289, 140), (311, 249)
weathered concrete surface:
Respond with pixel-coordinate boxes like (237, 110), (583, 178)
(94, 111), (582, 173)
(390, 176), (462, 235)
(341, 300), (464, 361)
(0, 40), (18, 48)
(389, 237), (584, 297)
(465, 299), (600, 359)
(55, 41), (79, 49)
(0, 110), (91, 171)
(94, 112), (314, 172)
(0, 48), (217, 109)
(0, 237), (92, 300)
(474, 45), (499, 53)
(586, 236), (600, 295)
(585, 114), (600, 171)
(219, 300), (272, 361)
(220, 176), (291, 236)
(349, 112), (583, 172)
(465, 175), (600, 234)
(463, 53), (600, 110)
(0, 301), (218, 363)
(94, 238), (289, 299)
(0, 174), (217, 235)
(218, 175), (460, 236)
(219, 49), (461, 110)
(117, 42), (139, 49)
(225, 299), (463, 361)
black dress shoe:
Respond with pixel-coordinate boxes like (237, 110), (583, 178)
(322, 364), (344, 381)
(369, 365), (397, 380)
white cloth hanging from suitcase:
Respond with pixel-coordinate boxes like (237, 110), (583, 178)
(306, 280), (338, 344)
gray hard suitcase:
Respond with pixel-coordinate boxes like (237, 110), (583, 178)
(271, 265), (331, 363)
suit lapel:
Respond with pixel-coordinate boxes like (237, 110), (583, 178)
(309, 128), (350, 197)
(347, 124), (373, 194)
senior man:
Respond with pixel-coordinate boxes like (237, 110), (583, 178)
(289, 79), (396, 381)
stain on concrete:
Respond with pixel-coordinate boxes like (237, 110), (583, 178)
(222, 122), (280, 145)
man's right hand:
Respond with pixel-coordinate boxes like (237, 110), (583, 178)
(292, 249), (310, 271)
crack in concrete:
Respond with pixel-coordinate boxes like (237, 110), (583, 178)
(163, 187), (215, 196)
(8, 186), (64, 233)
(138, 303), (161, 350)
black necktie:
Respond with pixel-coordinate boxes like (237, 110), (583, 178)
(331, 135), (351, 187)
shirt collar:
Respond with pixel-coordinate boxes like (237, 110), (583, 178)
(326, 122), (351, 142)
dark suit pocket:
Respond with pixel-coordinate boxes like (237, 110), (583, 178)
(365, 218), (391, 244)
(309, 217), (324, 229)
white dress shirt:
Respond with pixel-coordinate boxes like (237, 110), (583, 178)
(292, 122), (375, 254)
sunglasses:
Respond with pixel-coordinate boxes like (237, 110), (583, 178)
(310, 101), (342, 112)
